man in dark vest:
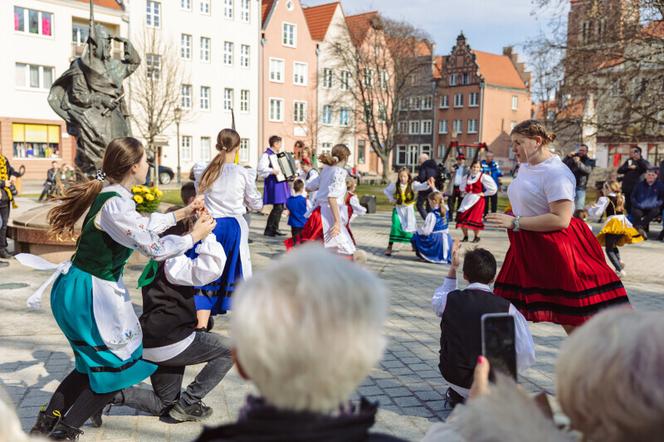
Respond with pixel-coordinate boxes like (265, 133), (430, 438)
(432, 242), (535, 407)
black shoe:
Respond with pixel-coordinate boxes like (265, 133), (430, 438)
(275, 230), (286, 236)
(461, 237), (469, 243)
(264, 231), (276, 237)
(472, 237), (481, 243)
(168, 401), (213, 422)
(90, 408), (103, 428)
(444, 387), (466, 409)
(247, 238), (254, 244)
(49, 421), (83, 440)
(636, 227), (648, 240)
(30, 408), (60, 435)
(0, 248), (12, 259)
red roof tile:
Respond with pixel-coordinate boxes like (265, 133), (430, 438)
(473, 50), (527, 89)
(345, 11), (378, 47)
(642, 20), (664, 37)
(262, 0), (276, 27)
(79, 0), (124, 11)
(303, 2), (339, 41)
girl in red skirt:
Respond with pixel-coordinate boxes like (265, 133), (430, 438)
(486, 120), (629, 333)
(456, 161), (497, 243)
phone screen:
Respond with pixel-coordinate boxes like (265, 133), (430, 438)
(481, 314), (517, 380)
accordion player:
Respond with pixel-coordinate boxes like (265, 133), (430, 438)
(268, 151), (297, 182)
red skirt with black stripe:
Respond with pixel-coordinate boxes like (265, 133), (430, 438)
(456, 198), (485, 231)
(494, 217), (630, 326)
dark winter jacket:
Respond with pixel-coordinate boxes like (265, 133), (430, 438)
(563, 155), (594, 189)
(618, 158), (650, 192)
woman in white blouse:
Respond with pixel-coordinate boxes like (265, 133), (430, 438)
(27, 137), (213, 439)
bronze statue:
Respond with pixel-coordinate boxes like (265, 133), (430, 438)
(48, 16), (140, 175)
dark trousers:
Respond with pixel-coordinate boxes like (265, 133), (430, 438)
(483, 194), (498, 215)
(448, 186), (462, 220)
(0, 204), (10, 249)
(265, 203), (284, 234)
(291, 226), (303, 238)
(416, 192), (431, 220)
(120, 331), (233, 416)
(631, 207), (660, 232)
(623, 187), (634, 215)
(604, 233), (622, 272)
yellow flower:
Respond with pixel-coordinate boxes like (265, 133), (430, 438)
(133, 195), (144, 204)
(154, 188), (163, 198)
(145, 193), (154, 201)
(131, 186), (141, 193)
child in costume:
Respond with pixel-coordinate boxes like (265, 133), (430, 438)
(191, 129), (263, 330)
(411, 191), (454, 264)
(345, 176), (367, 245)
(25, 137), (212, 439)
(286, 179), (310, 240)
(588, 180), (644, 276)
(383, 167), (433, 256)
(456, 161), (497, 243)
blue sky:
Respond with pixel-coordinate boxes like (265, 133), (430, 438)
(303, 0), (568, 65)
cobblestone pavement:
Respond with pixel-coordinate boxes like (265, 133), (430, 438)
(1, 198), (663, 441)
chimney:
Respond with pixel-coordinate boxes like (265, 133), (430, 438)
(502, 46), (513, 57)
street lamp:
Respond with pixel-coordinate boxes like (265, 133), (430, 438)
(174, 106), (182, 184)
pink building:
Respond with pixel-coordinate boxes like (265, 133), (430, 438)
(261, 0), (317, 157)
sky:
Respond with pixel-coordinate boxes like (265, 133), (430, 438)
(303, 0), (568, 65)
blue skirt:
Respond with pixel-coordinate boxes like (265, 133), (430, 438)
(189, 217), (243, 314)
(411, 230), (453, 264)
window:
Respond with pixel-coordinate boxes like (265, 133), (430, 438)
(322, 68), (333, 88)
(511, 95), (518, 110)
(282, 23), (296, 47)
(421, 120), (432, 135)
(293, 62), (307, 85)
(461, 72), (469, 85)
(449, 73), (457, 86)
(146, 1), (161, 27)
(438, 120), (448, 134)
(200, 37), (211, 62)
(15, 63), (54, 89)
(269, 98), (284, 121)
(581, 20), (592, 44)
(181, 34), (192, 59)
(420, 144), (432, 158)
(200, 0), (211, 14)
(340, 70), (350, 90)
(181, 84), (192, 109)
(293, 101), (306, 123)
(398, 121), (409, 134)
(14, 7), (53, 36)
(321, 142), (332, 154)
(146, 53), (161, 79)
(200, 86), (211, 110)
(339, 107), (350, 126)
(453, 119), (463, 134)
(223, 88), (233, 111)
(364, 68), (374, 88)
(322, 105), (333, 125)
(454, 93), (464, 108)
(469, 92), (479, 107)
(409, 120), (421, 135)
(11, 123), (60, 159)
(380, 70), (388, 89)
(181, 0), (192, 10)
(396, 145), (407, 165)
(598, 18), (607, 40)
(440, 95), (449, 109)
(410, 97), (421, 110)
(223, 41), (233, 65)
(181, 136), (192, 161)
(468, 119), (478, 134)
(72, 22), (89, 45)
(240, 89), (250, 112)
(224, 0), (233, 19)
(422, 95), (433, 110)
(269, 58), (284, 82)
(200, 137), (211, 162)
(240, 45), (250, 68)
(358, 139), (366, 164)
(239, 138), (250, 162)
(240, 0), (250, 22)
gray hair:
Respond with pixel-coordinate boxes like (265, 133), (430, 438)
(556, 308), (664, 442)
(230, 244), (388, 413)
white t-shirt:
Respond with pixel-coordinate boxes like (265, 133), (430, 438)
(507, 156), (575, 217)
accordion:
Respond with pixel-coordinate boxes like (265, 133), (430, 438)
(269, 152), (297, 182)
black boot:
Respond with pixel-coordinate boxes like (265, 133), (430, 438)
(49, 421), (83, 440)
(29, 409), (60, 435)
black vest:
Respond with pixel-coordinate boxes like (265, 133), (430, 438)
(140, 263), (197, 349)
(439, 289), (510, 388)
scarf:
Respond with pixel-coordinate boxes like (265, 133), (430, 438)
(0, 156), (17, 208)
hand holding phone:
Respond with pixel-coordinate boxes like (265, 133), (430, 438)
(481, 313), (517, 381)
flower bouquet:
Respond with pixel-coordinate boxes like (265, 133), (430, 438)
(131, 185), (163, 213)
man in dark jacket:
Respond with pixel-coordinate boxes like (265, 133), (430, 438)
(563, 144), (595, 210)
(0, 144), (23, 259)
(39, 161), (59, 202)
(618, 146), (650, 215)
(630, 168), (664, 240)
(414, 153), (439, 219)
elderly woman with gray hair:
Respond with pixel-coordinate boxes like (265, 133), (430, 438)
(422, 308), (664, 442)
(195, 244), (405, 442)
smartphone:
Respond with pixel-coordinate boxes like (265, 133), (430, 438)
(481, 313), (517, 381)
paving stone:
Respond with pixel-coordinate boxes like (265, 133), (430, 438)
(383, 387), (411, 398)
(394, 396), (422, 407)
(358, 386), (383, 396)
(414, 390), (444, 401)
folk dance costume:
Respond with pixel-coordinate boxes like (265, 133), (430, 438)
(588, 194), (643, 272)
(285, 165), (355, 255)
(411, 208), (454, 264)
(494, 156), (629, 326)
(258, 147), (291, 235)
(456, 172), (497, 231)
(345, 191), (367, 244)
(191, 163), (263, 313)
(21, 185), (196, 393)
(383, 181), (430, 244)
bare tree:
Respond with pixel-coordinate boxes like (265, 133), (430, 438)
(329, 15), (432, 179)
(130, 29), (188, 183)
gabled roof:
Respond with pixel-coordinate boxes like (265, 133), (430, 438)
(303, 2), (339, 41)
(473, 50), (527, 89)
(262, 0), (276, 27)
(346, 11), (378, 47)
(79, 0), (124, 11)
